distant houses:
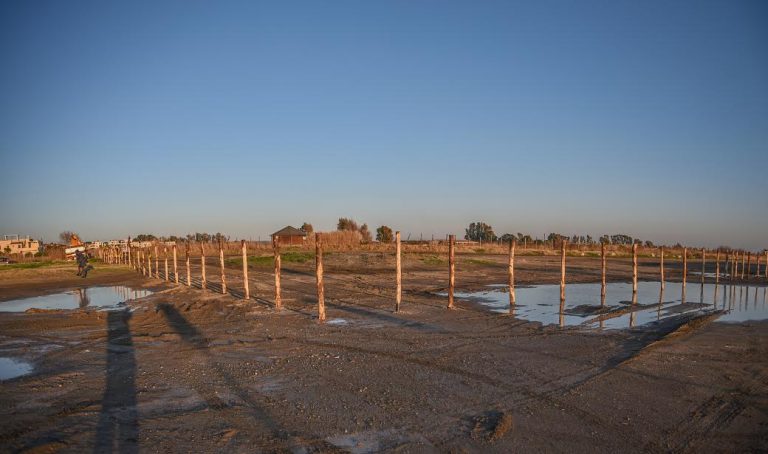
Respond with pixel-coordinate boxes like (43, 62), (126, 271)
(271, 226), (307, 246)
(0, 235), (40, 255)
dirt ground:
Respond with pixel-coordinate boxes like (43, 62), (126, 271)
(1, 253), (766, 453)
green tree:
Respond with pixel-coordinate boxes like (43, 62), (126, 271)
(465, 222), (496, 242)
(301, 222), (314, 233)
(337, 217), (359, 232)
(359, 224), (372, 242)
(376, 225), (394, 243)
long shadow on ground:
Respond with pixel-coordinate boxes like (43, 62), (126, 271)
(94, 309), (139, 453)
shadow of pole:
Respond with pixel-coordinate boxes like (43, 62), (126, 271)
(94, 309), (139, 453)
(156, 303), (285, 442)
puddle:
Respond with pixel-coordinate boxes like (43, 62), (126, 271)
(0, 357), (33, 380)
(452, 282), (767, 329)
(326, 318), (349, 326)
(0, 286), (153, 312)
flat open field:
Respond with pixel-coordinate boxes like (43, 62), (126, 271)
(1, 253), (767, 452)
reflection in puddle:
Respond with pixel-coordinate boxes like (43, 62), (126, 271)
(454, 282), (767, 329)
(326, 318), (349, 326)
(0, 286), (153, 312)
(0, 357), (33, 380)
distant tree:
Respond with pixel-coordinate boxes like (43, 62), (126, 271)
(644, 240), (655, 247)
(376, 225), (394, 243)
(500, 233), (516, 243)
(359, 224), (372, 243)
(59, 231), (78, 244)
(599, 235), (610, 244)
(337, 218), (359, 232)
(301, 222), (314, 234)
(135, 233), (157, 242)
(633, 238), (643, 245)
(465, 222), (496, 242)
(3, 246), (11, 255)
(610, 234), (633, 245)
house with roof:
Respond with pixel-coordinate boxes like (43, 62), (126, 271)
(271, 226), (307, 246)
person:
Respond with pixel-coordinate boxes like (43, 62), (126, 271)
(75, 250), (85, 276)
(77, 250), (93, 278)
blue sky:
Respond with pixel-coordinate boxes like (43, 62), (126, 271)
(1, 1), (766, 249)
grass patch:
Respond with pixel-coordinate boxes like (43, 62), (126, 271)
(464, 258), (496, 266)
(420, 255), (446, 266)
(0, 261), (61, 270)
(227, 251), (316, 267)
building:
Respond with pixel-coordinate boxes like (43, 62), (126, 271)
(1, 235), (40, 256)
(271, 226), (307, 246)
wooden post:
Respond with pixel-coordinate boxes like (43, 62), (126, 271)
(219, 240), (227, 294)
(200, 243), (207, 290)
(154, 245), (159, 279)
(682, 247), (687, 289)
(632, 243), (638, 296)
(316, 234), (325, 321)
(173, 244), (179, 284)
(601, 242), (606, 306)
(448, 234), (456, 309)
(730, 252), (739, 282)
(729, 252), (734, 282)
(746, 252), (752, 280)
(185, 243), (191, 286)
(741, 251), (746, 280)
(164, 247), (169, 282)
(757, 254), (761, 281)
(127, 237), (132, 269)
(395, 231), (402, 312)
(147, 250), (153, 278)
(241, 240), (250, 300)
(508, 239), (516, 307)
(715, 249), (720, 285)
(701, 248), (706, 284)
(765, 251), (768, 280)
(560, 240), (566, 302)
(660, 246), (665, 290)
(274, 236), (282, 310)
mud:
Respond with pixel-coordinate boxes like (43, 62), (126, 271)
(0, 254), (766, 452)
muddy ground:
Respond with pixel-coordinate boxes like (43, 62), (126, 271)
(1, 253), (766, 453)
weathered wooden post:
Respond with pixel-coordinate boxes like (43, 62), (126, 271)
(316, 233), (325, 321)
(148, 250), (153, 278)
(219, 240), (227, 294)
(508, 239), (516, 308)
(185, 243), (191, 287)
(701, 248), (706, 284)
(765, 251), (767, 280)
(127, 237), (132, 269)
(560, 240), (566, 302)
(660, 246), (665, 290)
(682, 247), (687, 289)
(164, 247), (169, 282)
(274, 236), (282, 310)
(241, 240), (250, 300)
(448, 234), (456, 309)
(154, 245), (159, 279)
(741, 251), (746, 280)
(746, 252), (752, 280)
(632, 243), (638, 297)
(715, 249), (720, 285)
(200, 242), (207, 290)
(395, 231), (402, 312)
(601, 242), (607, 306)
(757, 254), (761, 280)
(173, 244), (179, 284)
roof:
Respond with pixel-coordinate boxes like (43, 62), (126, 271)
(271, 226), (307, 237)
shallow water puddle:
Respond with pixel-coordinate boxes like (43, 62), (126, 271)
(453, 282), (767, 329)
(0, 286), (153, 312)
(0, 357), (33, 380)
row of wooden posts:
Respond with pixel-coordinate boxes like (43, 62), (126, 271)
(105, 235), (766, 320)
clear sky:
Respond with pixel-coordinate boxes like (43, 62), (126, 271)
(1, 1), (766, 249)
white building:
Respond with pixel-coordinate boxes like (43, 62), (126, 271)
(1, 235), (40, 255)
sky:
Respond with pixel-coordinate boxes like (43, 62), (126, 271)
(1, 0), (766, 249)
